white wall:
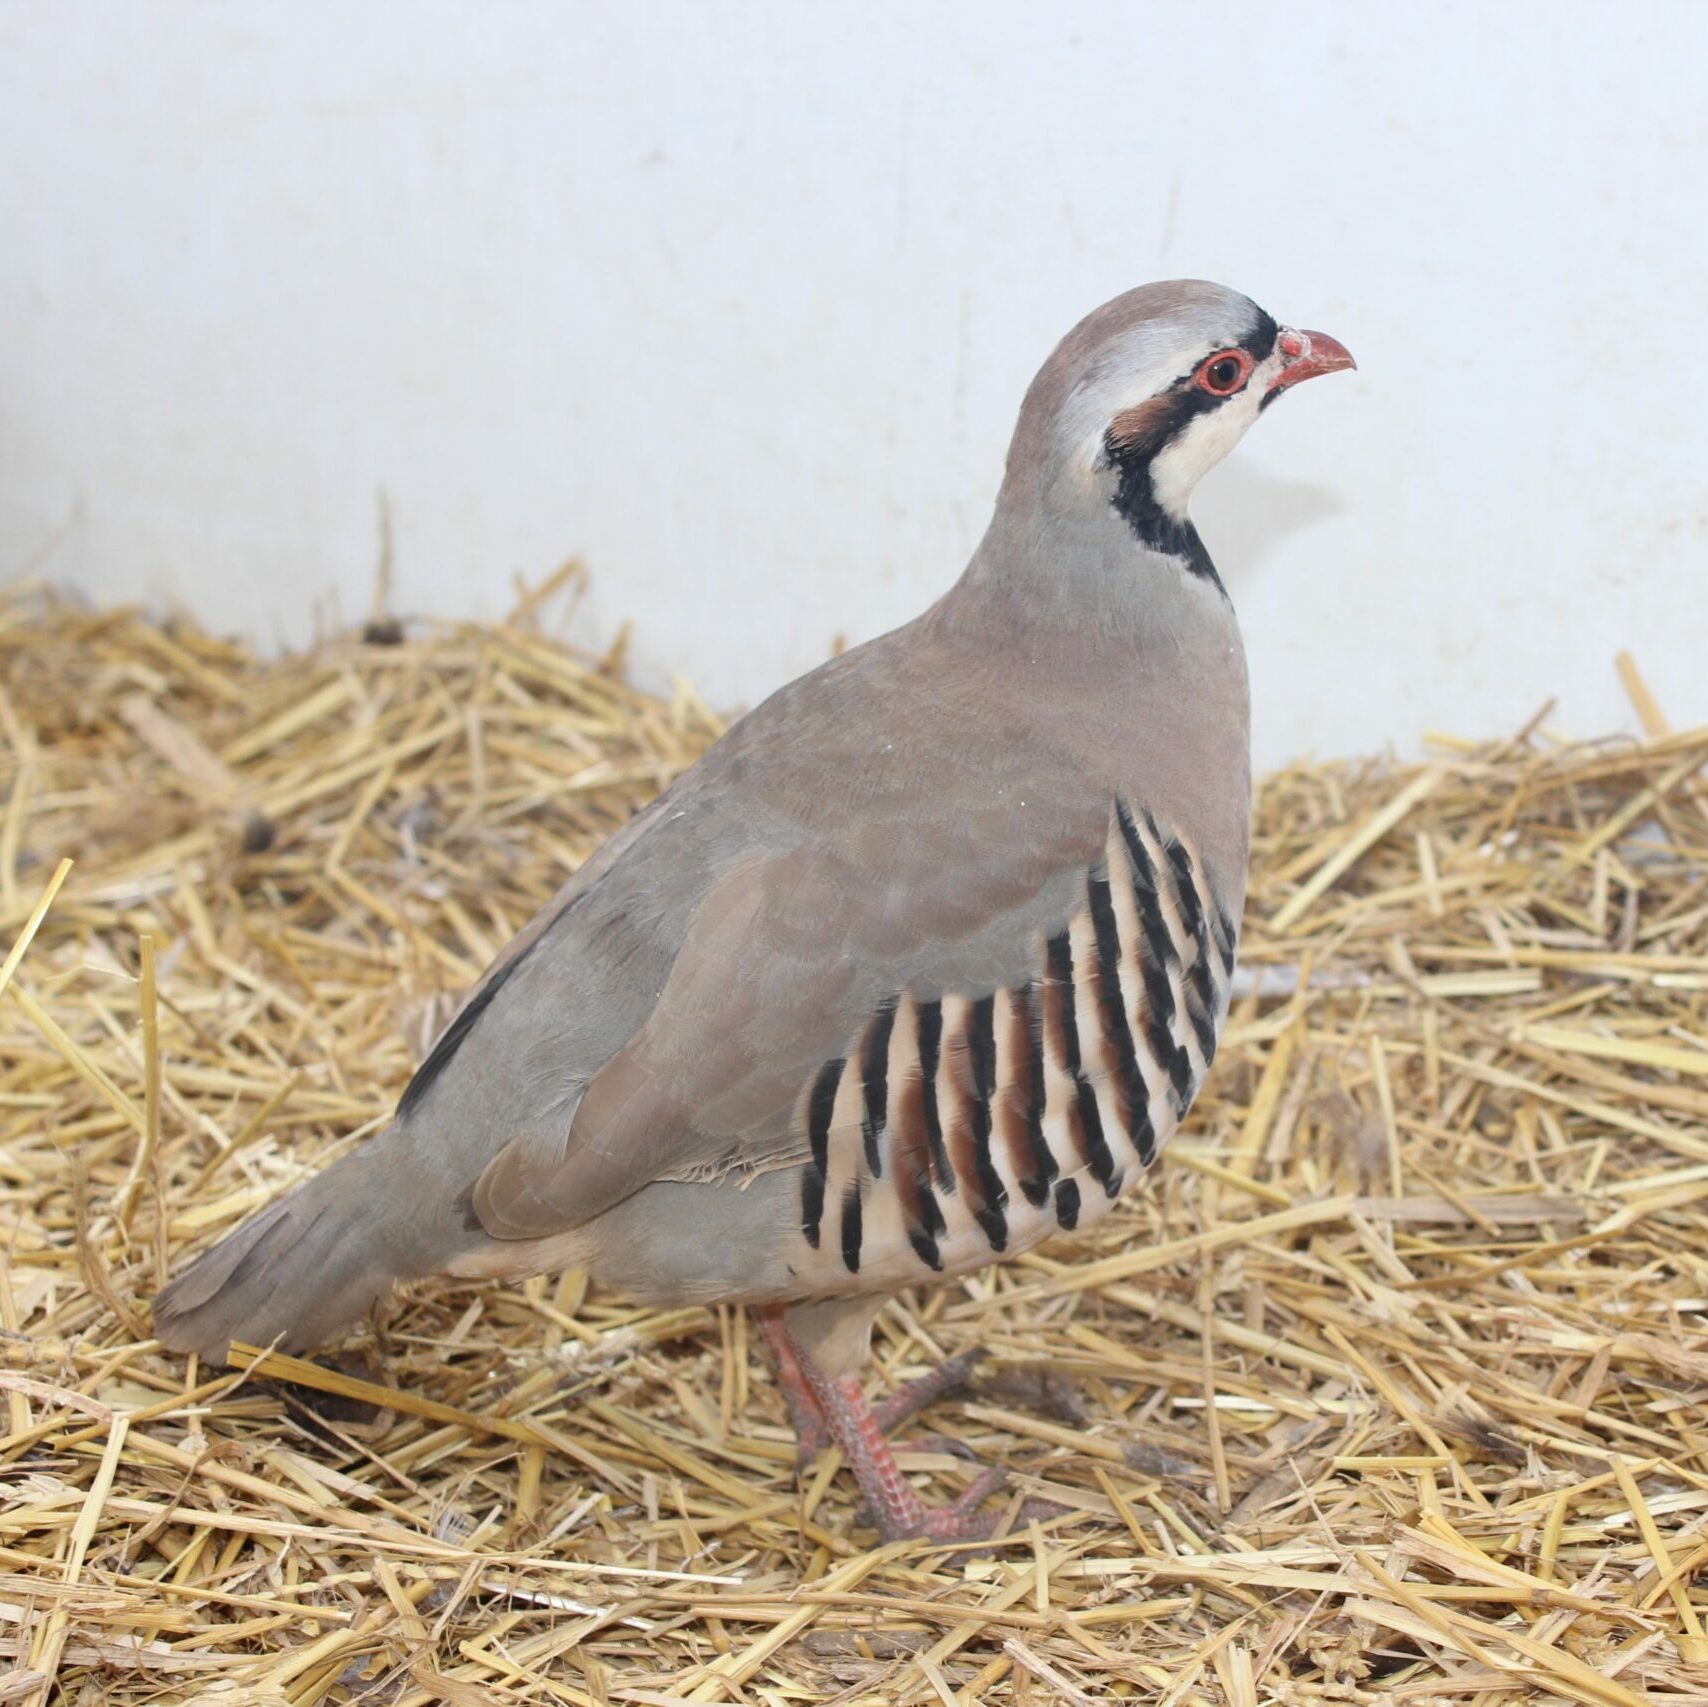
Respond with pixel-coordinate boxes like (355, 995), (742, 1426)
(3, 1), (1705, 769)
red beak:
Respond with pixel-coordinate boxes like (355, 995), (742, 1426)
(1267, 327), (1356, 395)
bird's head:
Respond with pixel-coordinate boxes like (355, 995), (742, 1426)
(1004, 280), (1354, 572)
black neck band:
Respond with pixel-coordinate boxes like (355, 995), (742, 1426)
(1105, 423), (1222, 589)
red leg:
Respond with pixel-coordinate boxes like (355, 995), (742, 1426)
(872, 1346), (984, 1434)
(755, 1310), (983, 1475)
(754, 1305), (830, 1470)
(792, 1341), (1009, 1544)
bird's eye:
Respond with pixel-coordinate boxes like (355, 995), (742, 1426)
(1196, 350), (1252, 396)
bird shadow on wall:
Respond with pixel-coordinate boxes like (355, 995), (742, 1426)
(1196, 460), (1347, 599)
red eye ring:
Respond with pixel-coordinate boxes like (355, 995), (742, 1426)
(1196, 349), (1253, 396)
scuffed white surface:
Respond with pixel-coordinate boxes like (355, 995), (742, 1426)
(1, 1), (1705, 767)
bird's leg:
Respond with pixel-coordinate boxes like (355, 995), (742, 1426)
(753, 1306), (830, 1470)
(755, 1309), (984, 1476)
(789, 1334), (1008, 1544)
(871, 1346), (984, 1438)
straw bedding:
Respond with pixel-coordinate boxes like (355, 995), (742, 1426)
(1, 576), (1705, 1705)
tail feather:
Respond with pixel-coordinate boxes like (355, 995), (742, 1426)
(152, 1133), (457, 1362)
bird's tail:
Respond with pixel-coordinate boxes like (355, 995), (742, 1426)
(152, 1130), (461, 1363)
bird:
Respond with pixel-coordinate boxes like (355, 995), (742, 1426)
(154, 281), (1354, 1544)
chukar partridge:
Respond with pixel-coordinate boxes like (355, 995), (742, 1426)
(155, 281), (1354, 1542)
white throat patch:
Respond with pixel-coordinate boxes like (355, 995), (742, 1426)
(1147, 384), (1267, 520)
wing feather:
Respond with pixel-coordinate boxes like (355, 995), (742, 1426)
(472, 784), (1108, 1240)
